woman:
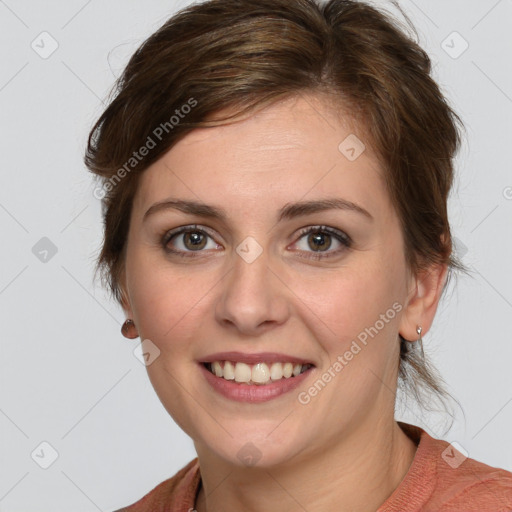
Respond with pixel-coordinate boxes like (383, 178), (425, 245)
(85, 0), (512, 510)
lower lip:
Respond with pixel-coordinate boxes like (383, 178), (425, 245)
(199, 363), (314, 403)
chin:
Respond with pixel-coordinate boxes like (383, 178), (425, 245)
(198, 428), (309, 470)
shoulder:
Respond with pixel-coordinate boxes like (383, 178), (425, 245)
(112, 458), (200, 512)
(430, 438), (512, 512)
(380, 423), (512, 512)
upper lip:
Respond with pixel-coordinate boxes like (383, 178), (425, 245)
(199, 351), (315, 366)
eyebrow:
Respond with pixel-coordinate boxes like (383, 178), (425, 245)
(143, 197), (373, 223)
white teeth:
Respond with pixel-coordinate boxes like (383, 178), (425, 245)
(223, 361), (235, 380)
(206, 361), (311, 384)
(212, 361), (223, 377)
(251, 363), (270, 383)
(234, 362), (252, 383)
(269, 362), (283, 380)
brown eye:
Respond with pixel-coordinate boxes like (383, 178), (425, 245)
(182, 231), (207, 250)
(161, 225), (221, 257)
(306, 231), (332, 252)
(293, 225), (351, 260)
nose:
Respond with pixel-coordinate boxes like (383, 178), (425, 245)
(215, 246), (291, 336)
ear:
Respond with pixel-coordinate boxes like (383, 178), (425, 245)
(118, 269), (140, 339)
(399, 262), (448, 341)
(118, 266), (134, 319)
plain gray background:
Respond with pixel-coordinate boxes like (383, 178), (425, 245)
(1, 0), (511, 510)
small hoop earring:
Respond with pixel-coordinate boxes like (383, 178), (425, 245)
(416, 325), (424, 359)
(121, 319), (138, 339)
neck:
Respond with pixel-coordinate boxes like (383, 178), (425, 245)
(194, 418), (418, 512)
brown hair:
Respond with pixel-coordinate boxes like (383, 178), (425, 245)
(85, 0), (465, 419)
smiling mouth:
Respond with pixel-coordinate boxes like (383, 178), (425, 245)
(203, 361), (314, 385)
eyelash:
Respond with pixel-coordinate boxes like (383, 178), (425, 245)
(161, 224), (352, 260)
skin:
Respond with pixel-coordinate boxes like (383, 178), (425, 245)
(120, 93), (447, 512)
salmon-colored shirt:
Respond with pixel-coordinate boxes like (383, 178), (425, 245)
(114, 422), (512, 511)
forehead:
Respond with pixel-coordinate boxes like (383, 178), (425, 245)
(133, 94), (387, 216)
(174, 93), (372, 161)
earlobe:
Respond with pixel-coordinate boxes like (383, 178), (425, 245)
(121, 318), (139, 339)
(118, 274), (139, 339)
(399, 262), (448, 342)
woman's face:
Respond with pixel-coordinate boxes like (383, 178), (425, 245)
(122, 94), (420, 467)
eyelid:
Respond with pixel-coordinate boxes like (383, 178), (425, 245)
(161, 224), (219, 245)
(294, 225), (351, 244)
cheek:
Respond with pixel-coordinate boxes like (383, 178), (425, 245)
(297, 265), (401, 332)
(126, 248), (215, 346)
(289, 254), (406, 366)
(125, 255), (216, 436)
